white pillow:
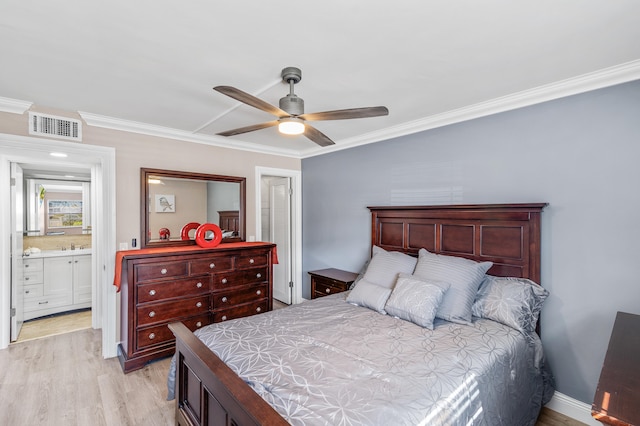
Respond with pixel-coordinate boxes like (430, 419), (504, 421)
(346, 278), (392, 314)
(361, 246), (417, 289)
(385, 274), (450, 330)
(413, 248), (492, 325)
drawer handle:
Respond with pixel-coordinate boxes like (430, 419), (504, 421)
(256, 290), (261, 296)
(249, 258), (255, 264)
(25, 264), (30, 268)
(256, 307), (262, 313)
(25, 290), (30, 294)
(196, 322), (202, 327)
(149, 311), (156, 318)
(196, 302), (202, 308)
(39, 301), (49, 305)
(25, 277), (30, 281)
(196, 282), (203, 288)
(160, 268), (167, 275)
(221, 296), (228, 303)
(148, 333), (156, 340)
(149, 289), (156, 296)
(209, 263), (215, 269)
(221, 315), (227, 321)
(326, 288), (331, 293)
(221, 278), (228, 284)
(256, 273), (262, 278)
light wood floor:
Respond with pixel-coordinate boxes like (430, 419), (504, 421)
(1, 323), (585, 426)
(16, 309), (92, 342)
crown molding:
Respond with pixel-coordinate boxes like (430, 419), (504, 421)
(301, 60), (640, 158)
(78, 112), (303, 159)
(12, 60), (640, 159)
(0, 96), (32, 114)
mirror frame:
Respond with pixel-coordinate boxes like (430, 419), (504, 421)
(140, 168), (246, 249)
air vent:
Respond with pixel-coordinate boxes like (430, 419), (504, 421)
(28, 112), (82, 141)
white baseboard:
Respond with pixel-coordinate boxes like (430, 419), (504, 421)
(545, 391), (600, 425)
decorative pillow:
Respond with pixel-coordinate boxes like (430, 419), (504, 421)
(384, 274), (450, 330)
(361, 246), (418, 289)
(349, 259), (370, 290)
(413, 248), (492, 325)
(472, 276), (549, 334)
(346, 278), (393, 314)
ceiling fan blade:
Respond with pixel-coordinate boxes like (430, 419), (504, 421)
(304, 125), (335, 147)
(299, 106), (389, 121)
(217, 120), (279, 137)
(214, 86), (290, 118)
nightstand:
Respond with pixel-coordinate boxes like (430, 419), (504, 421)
(309, 268), (359, 299)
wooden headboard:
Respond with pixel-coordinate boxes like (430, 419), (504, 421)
(369, 203), (547, 283)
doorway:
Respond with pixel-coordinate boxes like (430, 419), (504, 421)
(255, 167), (302, 305)
(0, 133), (117, 358)
(11, 164), (93, 343)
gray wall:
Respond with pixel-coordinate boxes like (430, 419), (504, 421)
(301, 80), (640, 404)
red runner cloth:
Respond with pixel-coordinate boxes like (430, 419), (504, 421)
(113, 242), (278, 292)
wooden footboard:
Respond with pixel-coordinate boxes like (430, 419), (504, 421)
(168, 322), (288, 426)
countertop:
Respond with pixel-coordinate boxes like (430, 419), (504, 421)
(23, 248), (93, 258)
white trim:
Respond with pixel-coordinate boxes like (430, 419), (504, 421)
(255, 167), (303, 305)
(73, 61), (640, 159)
(545, 391), (600, 426)
(79, 111), (301, 159)
(301, 59), (640, 158)
(0, 134), (117, 358)
(0, 96), (32, 114)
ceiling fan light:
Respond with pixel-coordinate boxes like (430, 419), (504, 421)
(278, 118), (305, 135)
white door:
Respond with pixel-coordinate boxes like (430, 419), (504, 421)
(10, 163), (24, 341)
(270, 178), (292, 304)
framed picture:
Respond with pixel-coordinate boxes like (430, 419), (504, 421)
(48, 200), (83, 228)
(155, 194), (175, 213)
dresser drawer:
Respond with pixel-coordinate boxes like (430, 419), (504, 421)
(313, 278), (348, 296)
(134, 261), (188, 282)
(243, 267), (268, 285)
(213, 283), (268, 309)
(236, 254), (268, 269)
(137, 277), (210, 304)
(136, 314), (210, 351)
(136, 295), (210, 327)
(211, 272), (243, 289)
(24, 270), (44, 285)
(213, 299), (268, 322)
(190, 256), (233, 275)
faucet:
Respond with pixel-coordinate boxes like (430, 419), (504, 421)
(70, 243), (75, 250)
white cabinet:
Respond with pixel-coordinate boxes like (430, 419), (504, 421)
(24, 254), (91, 320)
(73, 255), (92, 304)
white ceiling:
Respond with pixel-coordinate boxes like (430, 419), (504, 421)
(1, 1), (639, 158)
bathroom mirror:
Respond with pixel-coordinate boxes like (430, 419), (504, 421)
(140, 168), (246, 248)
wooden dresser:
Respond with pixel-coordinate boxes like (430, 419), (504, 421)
(592, 311), (640, 426)
(117, 242), (276, 373)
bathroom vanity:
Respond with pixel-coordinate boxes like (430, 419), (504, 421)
(22, 249), (92, 320)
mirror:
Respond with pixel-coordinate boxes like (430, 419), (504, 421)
(141, 168), (246, 248)
(24, 179), (91, 236)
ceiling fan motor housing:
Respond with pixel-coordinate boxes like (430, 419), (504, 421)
(279, 95), (304, 115)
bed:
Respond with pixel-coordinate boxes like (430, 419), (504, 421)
(168, 203), (554, 426)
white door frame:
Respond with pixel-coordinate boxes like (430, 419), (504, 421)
(255, 167), (302, 305)
(0, 133), (117, 358)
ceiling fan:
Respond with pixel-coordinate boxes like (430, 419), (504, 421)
(213, 67), (389, 147)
